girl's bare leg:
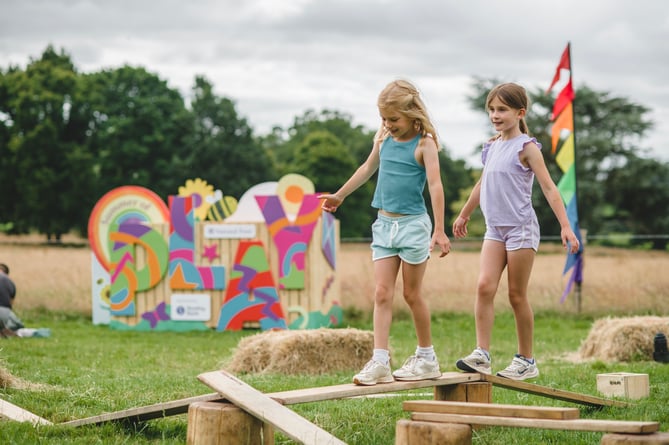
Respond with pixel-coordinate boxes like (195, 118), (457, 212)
(506, 248), (536, 358)
(475, 240), (507, 350)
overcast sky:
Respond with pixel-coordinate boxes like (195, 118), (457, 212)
(1, 0), (667, 166)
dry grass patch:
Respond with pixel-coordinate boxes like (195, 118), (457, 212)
(0, 361), (47, 391)
(339, 242), (669, 315)
(2, 235), (669, 316)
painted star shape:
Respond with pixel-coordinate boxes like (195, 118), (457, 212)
(202, 243), (219, 263)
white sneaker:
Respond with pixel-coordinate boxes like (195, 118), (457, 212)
(353, 360), (394, 386)
(496, 354), (539, 381)
(392, 355), (441, 381)
(456, 348), (492, 374)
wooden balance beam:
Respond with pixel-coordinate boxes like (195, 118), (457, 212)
(62, 371), (626, 428)
(63, 371), (482, 427)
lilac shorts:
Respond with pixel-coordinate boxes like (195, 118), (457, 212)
(484, 219), (540, 251)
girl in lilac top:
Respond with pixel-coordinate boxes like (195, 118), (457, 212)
(452, 83), (580, 381)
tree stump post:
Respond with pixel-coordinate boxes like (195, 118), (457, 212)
(187, 401), (272, 445)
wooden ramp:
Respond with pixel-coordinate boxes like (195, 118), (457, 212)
(61, 393), (222, 427)
(480, 374), (629, 408)
(198, 370), (346, 445)
(63, 371), (481, 427)
(0, 397), (52, 425)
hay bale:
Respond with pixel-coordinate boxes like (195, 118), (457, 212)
(0, 363), (46, 390)
(225, 328), (374, 375)
(578, 316), (669, 362)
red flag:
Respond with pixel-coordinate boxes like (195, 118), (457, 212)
(551, 79), (575, 120)
(546, 44), (570, 93)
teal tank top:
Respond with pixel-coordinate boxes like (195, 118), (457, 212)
(371, 134), (427, 215)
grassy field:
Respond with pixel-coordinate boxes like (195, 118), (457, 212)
(1, 236), (669, 444)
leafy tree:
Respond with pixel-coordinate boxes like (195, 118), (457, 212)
(183, 76), (275, 198)
(261, 109), (376, 176)
(437, 148), (475, 235)
(83, 65), (193, 202)
(603, 155), (669, 249)
(0, 46), (94, 239)
(288, 130), (374, 238)
(0, 67), (17, 232)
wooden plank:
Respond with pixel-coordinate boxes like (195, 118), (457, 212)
(481, 373), (629, 408)
(270, 372), (482, 405)
(198, 370), (346, 445)
(404, 400), (580, 420)
(63, 372), (482, 427)
(601, 432), (669, 444)
(61, 393), (223, 427)
(0, 398), (52, 425)
(411, 412), (659, 434)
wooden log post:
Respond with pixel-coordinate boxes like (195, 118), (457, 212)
(395, 419), (472, 445)
(186, 401), (272, 445)
(435, 382), (492, 403)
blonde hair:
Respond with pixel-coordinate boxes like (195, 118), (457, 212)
(376, 79), (439, 148)
(486, 82), (531, 135)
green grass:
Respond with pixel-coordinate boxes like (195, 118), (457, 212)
(1, 309), (668, 444)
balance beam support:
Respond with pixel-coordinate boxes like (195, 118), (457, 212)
(435, 381), (491, 403)
(186, 401), (273, 445)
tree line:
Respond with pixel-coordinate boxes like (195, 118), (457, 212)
(1, 46), (667, 249)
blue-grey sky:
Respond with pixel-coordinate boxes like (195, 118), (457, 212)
(1, 0), (667, 166)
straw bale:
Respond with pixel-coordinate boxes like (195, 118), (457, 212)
(578, 316), (669, 362)
(225, 328), (374, 375)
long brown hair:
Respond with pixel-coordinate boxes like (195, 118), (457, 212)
(486, 83), (531, 135)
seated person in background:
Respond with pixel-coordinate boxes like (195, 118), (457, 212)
(0, 263), (24, 337)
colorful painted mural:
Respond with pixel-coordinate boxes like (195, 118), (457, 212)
(88, 174), (342, 332)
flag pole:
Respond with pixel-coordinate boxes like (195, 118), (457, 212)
(567, 41), (585, 314)
(567, 42), (583, 313)
(548, 41), (585, 313)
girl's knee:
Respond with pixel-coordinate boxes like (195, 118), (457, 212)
(508, 292), (529, 308)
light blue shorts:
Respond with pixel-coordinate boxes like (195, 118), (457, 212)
(371, 213), (432, 264)
(484, 218), (540, 251)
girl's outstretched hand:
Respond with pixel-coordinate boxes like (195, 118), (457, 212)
(452, 215), (469, 238)
(562, 228), (581, 254)
(318, 193), (343, 213)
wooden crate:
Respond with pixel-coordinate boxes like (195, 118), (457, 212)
(596, 373), (649, 400)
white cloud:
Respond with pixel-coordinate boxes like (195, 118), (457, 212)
(1, 0), (667, 165)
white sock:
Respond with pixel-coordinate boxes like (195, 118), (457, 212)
(415, 345), (436, 361)
(372, 349), (390, 365)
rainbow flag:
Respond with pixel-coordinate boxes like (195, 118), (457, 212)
(546, 42), (584, 303)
